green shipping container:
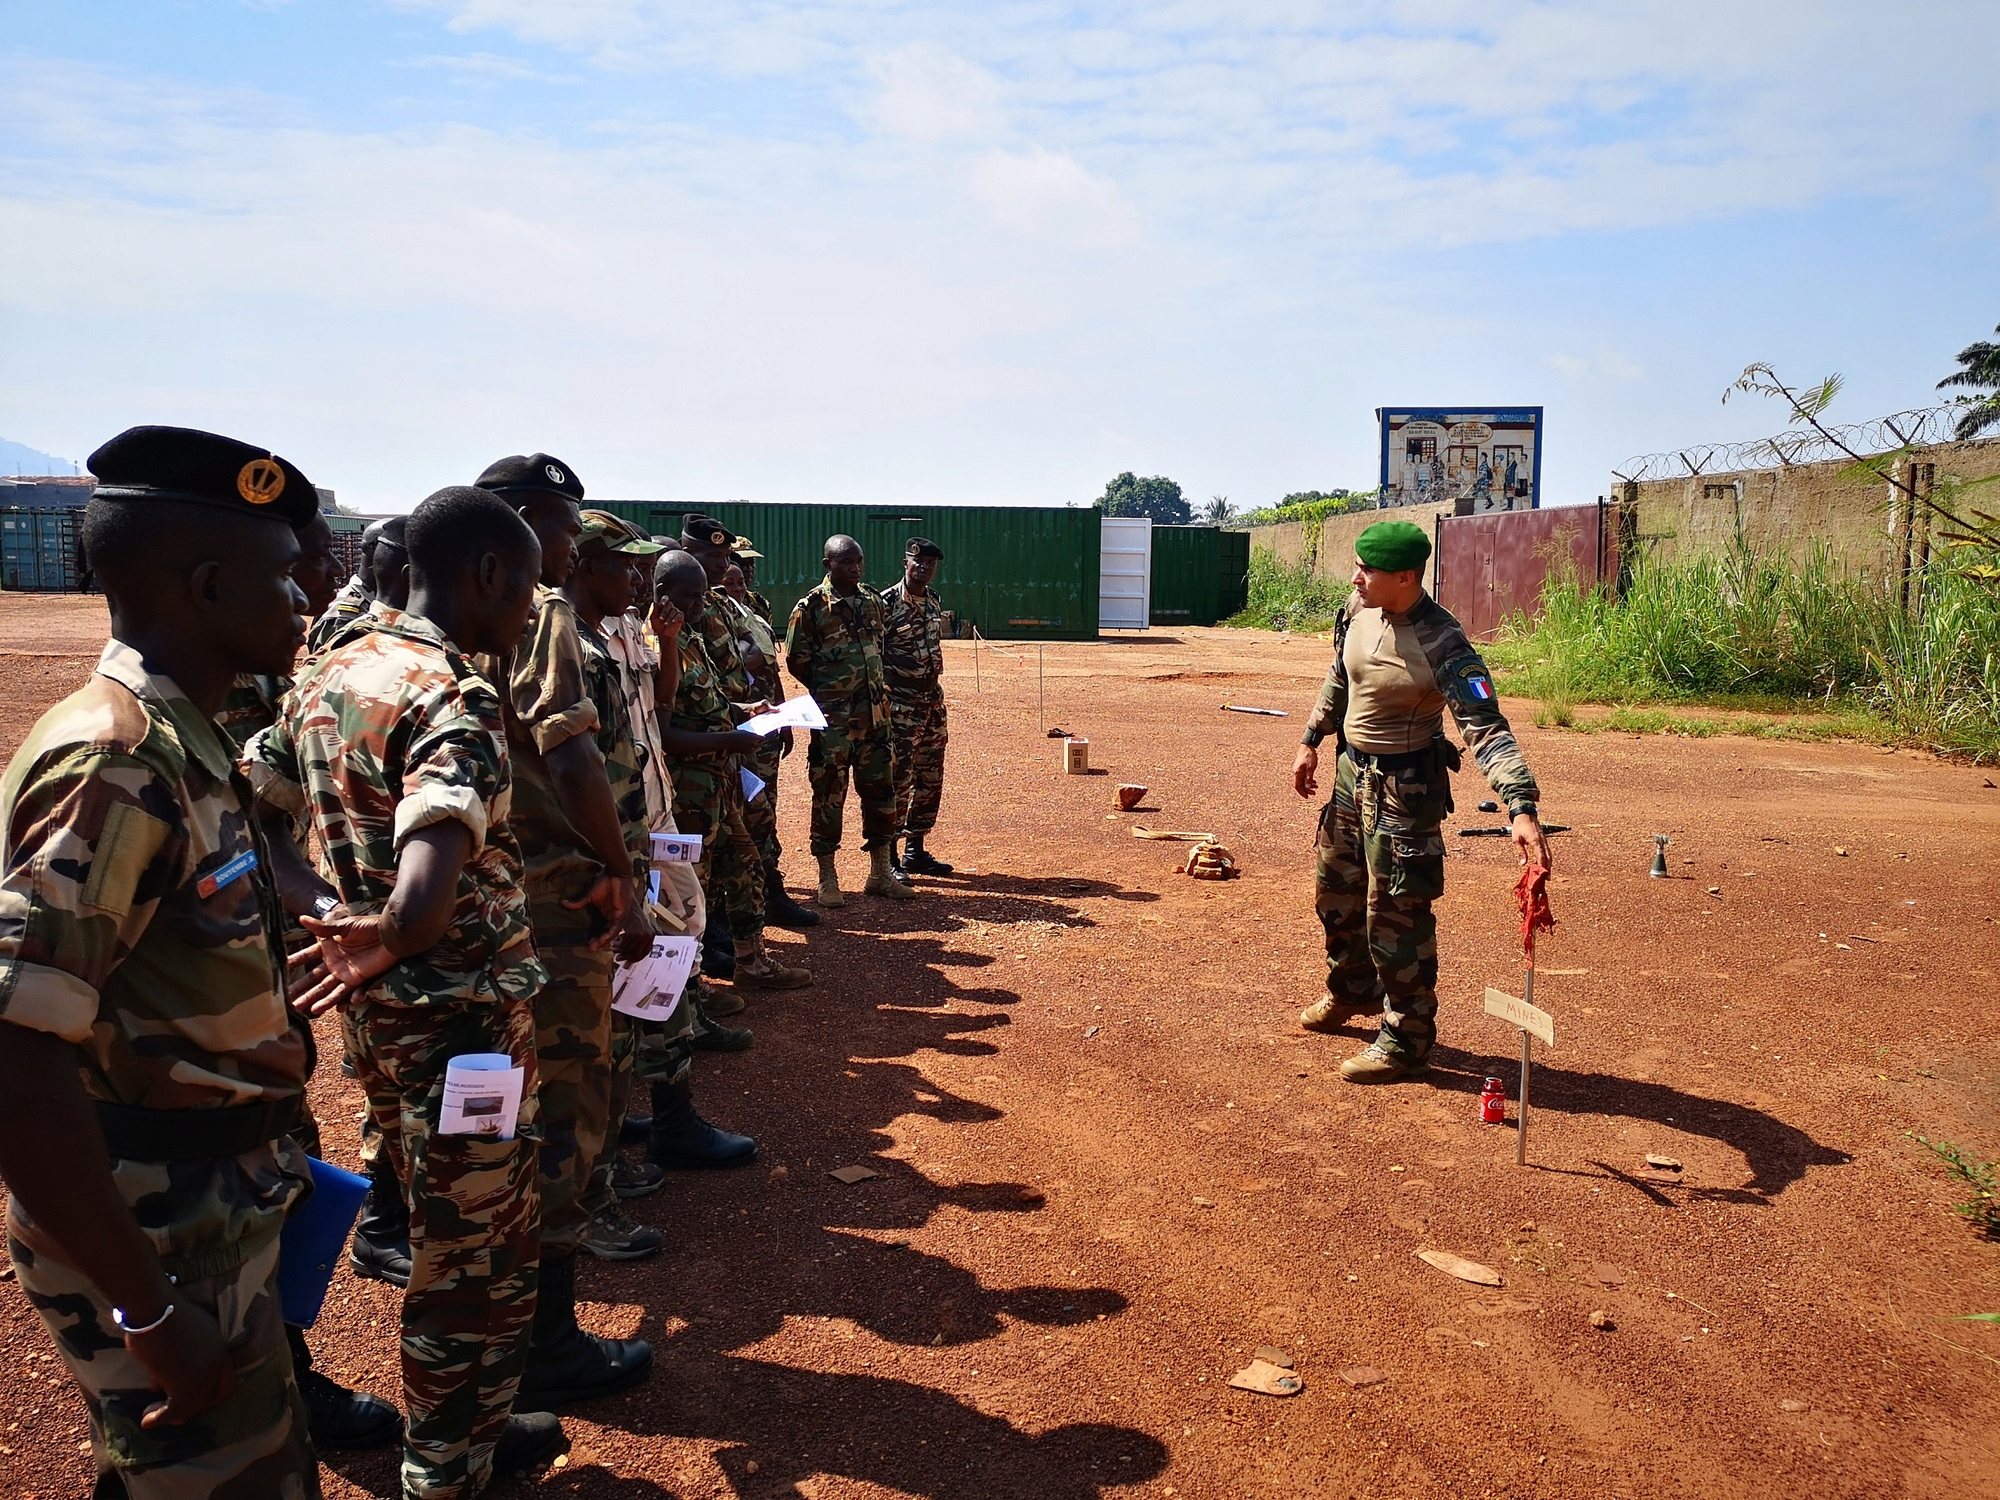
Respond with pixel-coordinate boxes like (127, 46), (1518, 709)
(595, 502), (1102, 641)
(1150, 525), (1226, 626)
(1218, 528), (1250, 619)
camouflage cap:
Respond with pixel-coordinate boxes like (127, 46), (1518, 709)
(730, 536), (764, 560)
(578, 509), (665, 558)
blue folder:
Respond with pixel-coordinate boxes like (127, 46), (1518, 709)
(278, 1155), (371, 1328)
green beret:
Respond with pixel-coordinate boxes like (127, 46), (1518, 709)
(1355, 519), (1431, 572)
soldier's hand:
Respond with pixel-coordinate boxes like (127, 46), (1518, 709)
(651, 598), (683, 644)
(614, 896), (653, 963)
(1512, 811), (1552, 872)
(1292, 744), (1319, 799)
(776, 725), (794, 758)
(130, 1301), (234, 1429)
(290, 911), (398, 1015)
(566, 874), (632, 949)
(724, 729), (764, 755)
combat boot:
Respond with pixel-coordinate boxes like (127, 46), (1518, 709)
(347, 1156), (412, 1289)
(287, 1325), (400, 1451)
(1299, 992), (1368, 1033)
(581, 1203), (664, 1261)
(701, 906), (735, 979)
(815, 852), (846, 908)
(492, 1411), (568, 1479)
(903, 835), (953, 876)
(734, 933), (812, 989)
(611, 1154), (666, 1199)
(647, 1078), (758, 1170)
(693, 976), (745, 1017)
(690, 1005), (754, 1051)
(1339, 1039), (1431, 1084)
(765, 861), (820, 928)
(515, 1252), (654, 1410)
(866, 845), (917, 899)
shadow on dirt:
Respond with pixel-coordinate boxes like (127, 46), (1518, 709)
(1423, 1046), (1852, 1203)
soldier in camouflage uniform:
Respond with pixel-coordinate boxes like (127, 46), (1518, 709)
(0, 426), (323, 1499)
(252, 485), (571, 1496)
(307, 517), (383, 656)
(785, 535), (912, 906)
(1292, 520), (1549, 1084)
(681, 517), (819, 932)
(733, 537), (775, 626)
(656, 549), (812, 992)
(879, 538), (953, 879)
(467, 455), (655, 1410)
(213, 510), (402, 1453)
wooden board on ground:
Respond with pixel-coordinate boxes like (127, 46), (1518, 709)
(1484, 986), (1555, 1047)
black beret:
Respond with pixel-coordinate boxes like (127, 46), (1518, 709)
(86, 425), (321, 529)
(680, 513), (735, 547)
(905, 537), (943, 559)
(474, 452), (585, 505)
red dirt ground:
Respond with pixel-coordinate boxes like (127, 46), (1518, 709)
(1, 594), (1997, 1500)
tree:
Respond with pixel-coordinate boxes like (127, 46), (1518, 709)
(1937, 324), (2000, 440)
(1201, 494), (1236, 526)
(1095, 471), (1191, 525)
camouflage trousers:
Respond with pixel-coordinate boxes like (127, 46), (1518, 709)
(672, 756), (765, 938)
(7, 1149), (318, 1499)
(741, 734), (785, 868)
(889, 692), (947, 837)
(533, 946), (615, 1258)
(806, 719), (896, 854)
(1314, 747), (1447, 1059)
(350, 995), (541, 1500)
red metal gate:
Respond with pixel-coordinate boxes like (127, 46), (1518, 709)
(1431, 500), (1617, 641)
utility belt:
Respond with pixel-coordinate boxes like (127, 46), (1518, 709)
(96, 1094), (305, 1163)
(1343, 736), (1461, 777)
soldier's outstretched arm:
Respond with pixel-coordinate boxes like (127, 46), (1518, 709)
(1433, 641), (1550, 869)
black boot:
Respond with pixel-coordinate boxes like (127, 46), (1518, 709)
(702, 905), (735, 980)
(348, 1155), (412, 1289)
(515, 1252), (654, 1410)
(903, 834), (954, 876)
(647, 1078), (757, 1170)
(619, 1108), (652, 1145)
(886, 838), (913, 884)
(493, 1411), (568, 1478)
(690, 1006), (754, 1053)
(764, 862), (820, 929)
(287, 1323), (400, 1450)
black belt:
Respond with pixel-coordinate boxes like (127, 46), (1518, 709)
(96, 1095), (305, 1162)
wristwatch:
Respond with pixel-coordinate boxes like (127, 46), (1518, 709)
(1511, 802), (1539, 820)
(311, 894), (340, 919)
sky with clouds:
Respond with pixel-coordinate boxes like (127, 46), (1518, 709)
(2, 1), (1996, 511)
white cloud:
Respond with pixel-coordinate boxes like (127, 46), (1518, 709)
(856, 43), (1005, 143)
(966, 147), (1142, 249)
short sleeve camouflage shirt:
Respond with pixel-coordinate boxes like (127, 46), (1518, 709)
(783, 577), (890, 730)
(879, 580), (944, 702)
(246, 612), (545, 1006)
(0, 641), (307, 1108)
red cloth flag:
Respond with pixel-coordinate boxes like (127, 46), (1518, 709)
(1515, 865), (1556, 961)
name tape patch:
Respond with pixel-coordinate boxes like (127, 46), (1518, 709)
(196, 847), (260, 900)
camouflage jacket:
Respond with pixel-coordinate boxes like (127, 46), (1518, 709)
(785, 577), (890, 731)
(475, 588), (608, 932)
(1301, 592), (1540, 815)
(575, 611), (650, 879)
(0, 641), (307, 1108)
(666, 631), (739, 745)
(748, 589), (774, 626)
(247, 612), (545, 1006)
(307, 575), (370, 656)
(216, 672), (286, 755)
(879, 580), (945, 701)
(692, 590), (755, 705)
(313, 598), (398, 660)
(602, 613), (676, 830)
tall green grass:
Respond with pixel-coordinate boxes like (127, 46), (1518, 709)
(1232, 549), (1352, 632)
(1500, 540), (2000, 760)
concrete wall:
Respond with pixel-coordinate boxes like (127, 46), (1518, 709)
(1623, 437), (2000, 576)
(1248, 497), (1458, 584)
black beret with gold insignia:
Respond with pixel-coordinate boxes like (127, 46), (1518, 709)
(680, 513), (735, 547)
(86, 425), (321, 529)
(475, 452), (586, 505)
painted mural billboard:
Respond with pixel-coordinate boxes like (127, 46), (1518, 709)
(1376, 406), (1543, 511)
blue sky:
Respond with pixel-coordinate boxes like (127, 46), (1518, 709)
(2, 1), (1996, 511)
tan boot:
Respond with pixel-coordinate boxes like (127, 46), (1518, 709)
(1338, 1040), (1430, 1084)
(815, 853), (845, 909)
(1299, 993), (1365, 1033)
(733, 934), (812, 990)
(866, 844), (917, 899)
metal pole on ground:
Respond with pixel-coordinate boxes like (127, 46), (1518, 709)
(1517, 966), (1534, 1166)
(1038, 644), (1045, 731)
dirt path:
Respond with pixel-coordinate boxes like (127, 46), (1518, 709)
(3, 599), (1997, 1499)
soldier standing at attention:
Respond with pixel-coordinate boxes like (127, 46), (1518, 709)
(251, 486), (567, 1496)
(309, 517), (383, 654)
(469, 454), (654, 1407)
(0, 426), (322, 1496)
(1291, 520), (1549, 1083)
(655, 551), (812, 995)
(680, 517), (818, 932)
(785, 535), (911, 905)
(732, 536), (775, 624)
(879, 538), (953, 879)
